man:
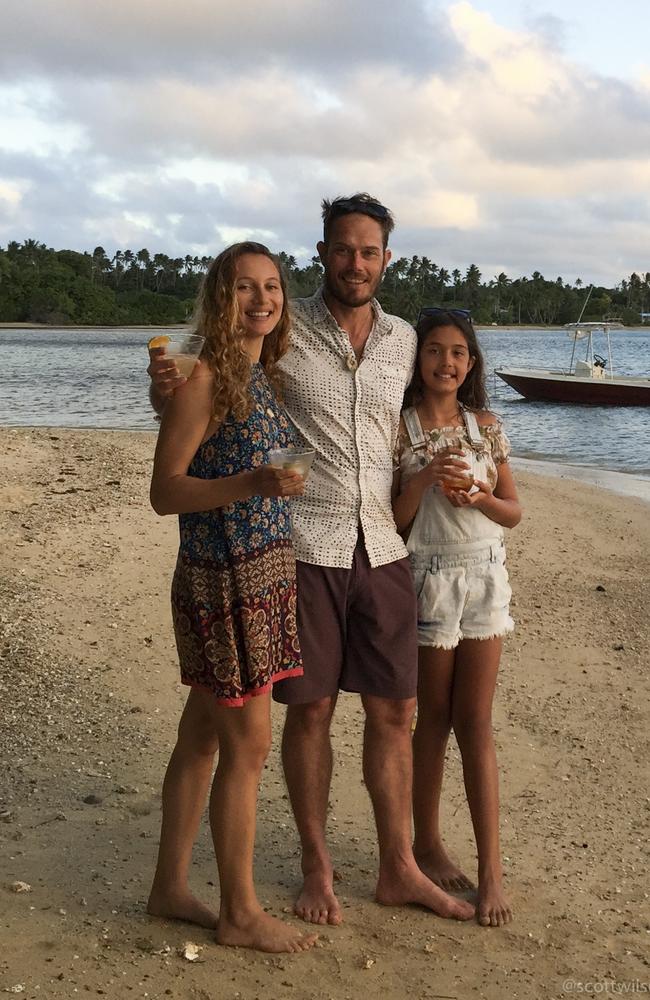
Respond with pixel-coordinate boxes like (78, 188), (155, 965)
(149, 194), (474, 926)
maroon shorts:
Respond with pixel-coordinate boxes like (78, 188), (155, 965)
(273, 535), (418, 704)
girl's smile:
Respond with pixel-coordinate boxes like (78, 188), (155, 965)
(419, 324), (475, 394)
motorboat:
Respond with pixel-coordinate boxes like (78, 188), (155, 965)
(495, 322), (650, 406)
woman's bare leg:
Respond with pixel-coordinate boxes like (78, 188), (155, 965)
(452, 637), (512, 927)
(412, 646), (474, 891)
(147, 687), (220, 928)
(211, 691), (318, 953)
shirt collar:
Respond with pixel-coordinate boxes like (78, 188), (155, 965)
(310, 286), (394, 337)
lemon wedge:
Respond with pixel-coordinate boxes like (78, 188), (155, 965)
(148, 335), (171, 349)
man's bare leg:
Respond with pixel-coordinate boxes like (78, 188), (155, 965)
(362, 693), (475, 921)
(147, 688), (220, 928)
(281, 696), (342, 925)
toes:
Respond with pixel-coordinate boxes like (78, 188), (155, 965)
(456, 902), (475, 921)
(297, 935), (318, 951)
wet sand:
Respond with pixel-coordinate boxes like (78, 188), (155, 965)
(2, 427), (649, 1000)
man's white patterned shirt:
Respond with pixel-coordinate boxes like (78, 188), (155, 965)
(277, 288), (416, 568)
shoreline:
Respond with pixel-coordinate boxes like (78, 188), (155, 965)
(511, 456), (650, 503)
(0, 322), (189, 331)
(1, 321), (648, 332)
(2, 421), (648, 502)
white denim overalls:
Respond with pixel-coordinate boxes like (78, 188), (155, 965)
(400, 406), (513, 648)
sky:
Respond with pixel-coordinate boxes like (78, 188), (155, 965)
(1, 0), (649, 286)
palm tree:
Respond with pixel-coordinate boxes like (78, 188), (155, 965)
(21, 239), (46, 269)
(153, 253), (169, 292)
(464, 264), (482, 309)
(136, 248), (151, 290)
(113, 250), (123, 288)
(91, 246), (111, 285)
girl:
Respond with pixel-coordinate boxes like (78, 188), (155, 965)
(148, 242), (317, 954)
(392, 308), (521, 928)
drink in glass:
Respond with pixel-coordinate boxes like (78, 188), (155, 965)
(441, 470), (475, 492)
(267, 447), (316, 480)
(147, 333), (205, 377)
(440, 442), (475, 493)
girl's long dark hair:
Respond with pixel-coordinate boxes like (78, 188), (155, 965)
(404, 311), (488, 411)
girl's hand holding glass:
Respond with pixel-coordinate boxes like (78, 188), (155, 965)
(419, 446), (470, 490)
(444, 477), (492, 508)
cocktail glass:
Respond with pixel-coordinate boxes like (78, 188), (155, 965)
(440, 469), (475, 493)
(267, 447), (316, 480)
(440, 441), (476, 493)
(148, 333), (205, 378)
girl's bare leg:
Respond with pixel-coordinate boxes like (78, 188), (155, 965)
(211, 691), (318, 953)
(412, 646), (474, 891)
(147, 687), (220, 928)
(452, 637), (512, 927)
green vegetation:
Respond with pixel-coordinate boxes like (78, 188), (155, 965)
(1, 241), (648, 326)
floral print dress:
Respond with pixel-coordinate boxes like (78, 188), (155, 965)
(171, 363), (303, 705)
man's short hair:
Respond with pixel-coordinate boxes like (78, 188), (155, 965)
(321, 193), (395, 249)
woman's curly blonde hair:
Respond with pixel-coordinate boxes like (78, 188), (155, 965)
(194, 242), (291, 425)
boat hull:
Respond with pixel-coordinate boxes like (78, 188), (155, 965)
(495, 369), (650, 406)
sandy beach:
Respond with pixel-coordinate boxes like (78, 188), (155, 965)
(2, 426), (649, 1000)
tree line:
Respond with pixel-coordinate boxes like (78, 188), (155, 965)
(1, 240), (648, 327)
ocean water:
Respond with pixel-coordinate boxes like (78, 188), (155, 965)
(1, 325), (649, 475)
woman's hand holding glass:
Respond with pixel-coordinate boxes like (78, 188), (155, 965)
(147, 345), (188, 397)
(249, 464), (306, 499)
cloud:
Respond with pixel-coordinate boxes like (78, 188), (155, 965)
(1, 0), (649, 285)
(0, 0), (458, 80)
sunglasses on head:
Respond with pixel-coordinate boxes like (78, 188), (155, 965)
(331, 198), (390, 220)
(417, 306), (472, 323)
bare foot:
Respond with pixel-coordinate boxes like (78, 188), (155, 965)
(216, 909), (319, 953)
(147, 886), (218, 929)
(376, 860), (475, 921)
(294, 870), (343, 925)
(477, 876), (512, 928)
(414, 845), (475, 892)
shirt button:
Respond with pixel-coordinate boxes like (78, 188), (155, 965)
(345, 354), (358, 371)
